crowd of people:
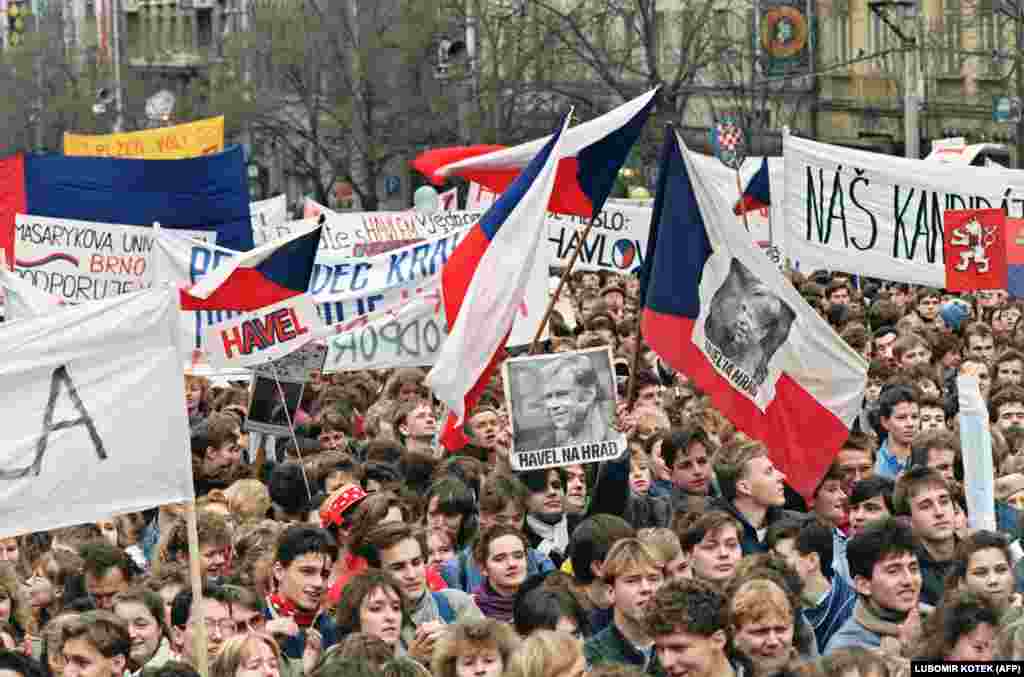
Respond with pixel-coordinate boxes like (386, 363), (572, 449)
(2, 266), (1023, 677)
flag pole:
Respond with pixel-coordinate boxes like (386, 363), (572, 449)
(529, 215), (597, 354)
(625, 318), (645, 405)
(735, 170), (751, 233)
(270, 362), (314, 502)
(185, 502), (210, 677)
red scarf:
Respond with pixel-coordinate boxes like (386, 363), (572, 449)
(268, 593), (318, 628)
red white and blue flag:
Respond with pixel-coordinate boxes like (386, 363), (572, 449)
(639, 130), (867, 498)
(734, 157), (772, 216)
(411, 89), (657, 218)
(426, 114), (571, 450)
(178, 219), (321, 312)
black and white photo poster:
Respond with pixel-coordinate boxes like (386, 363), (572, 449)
(502, 347), (626, 471)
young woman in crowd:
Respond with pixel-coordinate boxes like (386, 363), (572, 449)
(112, 587), (173, 675)
(471, 526), (529, 624)
(334, 569), (409, 658)
(209, 633), (282, 677)
(944, 530), (1022, 619)
(912, 591), (1000, 662)
(430, 618), (520, 677)
(502, 629), (585, 677)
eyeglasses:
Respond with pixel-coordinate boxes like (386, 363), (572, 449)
(195, 617), (240, 637)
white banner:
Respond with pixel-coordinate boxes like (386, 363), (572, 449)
(250, 194), (288, 232)
(783, 135), (1024, 286)
(14, 214), (212, 304)
(157, 225), (549, 360)
(0, 288), (194, 538)
(324, 282), (448, 372)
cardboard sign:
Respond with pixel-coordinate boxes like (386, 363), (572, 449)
(202, 295), (320, 369)
(63, 116), (225, 159)
(502, 347), (627, 471)
(943, 209), (1007, 291)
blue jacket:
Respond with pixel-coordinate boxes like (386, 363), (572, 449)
(441, 546), (554, 593)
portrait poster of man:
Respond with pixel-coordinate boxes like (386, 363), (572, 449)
(246, 376), (305, 436)
(697, 256), (796, 403)
(502, 346), (627, 472)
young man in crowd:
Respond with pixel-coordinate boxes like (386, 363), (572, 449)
(79, 541), (135, 611)
(170, 584), (239, 668)
(162, 510), (233, 582)
(768, 518), (856, 654)
(825, 517), (922, 654)
(61, 611), (131, 677)
(909, 430), (959, 484)
(995, 349), (1024, 387)
(872, 326), (899, 368)
(363, 522), (481, 663)
(917, 395), (948, 432)
(570, 514), (637, 635)
(190, 412), (244, 496)
(847, 476), (895, 538)
(892, 334), (931, 369)
(466, 405), (506, 469)
(873, 385), (919, 479)
(394, 399), (439, 457)
(565, 464), (589, 516)
(808, 462), (851, 584)
(963, 322), (997, 363)
(991, 385), (1024, 431)
(677, 512), (743, 588)
(894, 466), (957, 608)
(659, 427), (717, 511)
(647, 579), (738, 677)
(266, 525), (340, 661)
(584, 539), (665, 671)
(709, 439), (796, 554)
(835, 433), (876, 497)
(441, 473), (556, 593)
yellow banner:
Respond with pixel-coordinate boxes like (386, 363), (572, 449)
(63, 116), (225, 160)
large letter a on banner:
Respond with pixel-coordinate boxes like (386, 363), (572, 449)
(0, 366), (107, 480)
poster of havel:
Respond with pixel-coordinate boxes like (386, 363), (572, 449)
(692, 256), (797, 408)
(502, 347), (626, 471)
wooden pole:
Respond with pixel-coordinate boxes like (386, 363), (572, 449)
(185, 502), (210, 677)
(529, 216), (598, 354)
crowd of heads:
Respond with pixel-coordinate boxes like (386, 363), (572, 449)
(4, 268), (1024, 677)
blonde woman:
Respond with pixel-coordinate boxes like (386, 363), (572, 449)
(431, 618), (520, 677)
(210, 634), (282, 677)
(502, 630), (584, 677)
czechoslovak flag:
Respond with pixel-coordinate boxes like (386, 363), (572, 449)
(639, 129), (867, 498)
(177, 219), (321, 312)
(426, 114), (571, 451)
(412, 89), (657, 218)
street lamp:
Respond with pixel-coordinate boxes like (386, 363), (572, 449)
(868, 0), (920, 159)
